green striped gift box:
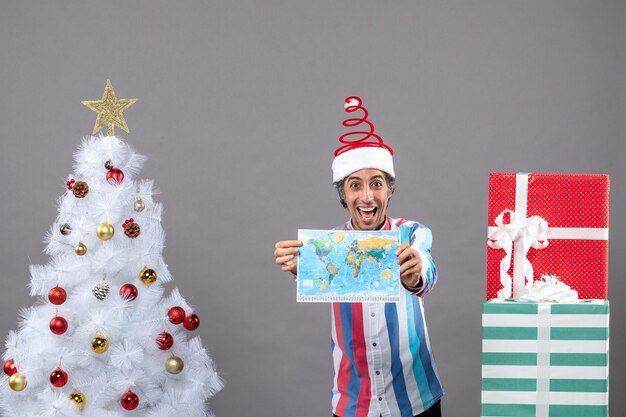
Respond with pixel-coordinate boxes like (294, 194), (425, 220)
(481, 299), (609, 417)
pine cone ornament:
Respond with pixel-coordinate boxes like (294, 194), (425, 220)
(123, 218), (140, 238)
(71, 181), (89, 198)
(92, 280), (111, 300)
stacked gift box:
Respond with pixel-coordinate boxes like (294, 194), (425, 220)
(482, 173), (610, 417)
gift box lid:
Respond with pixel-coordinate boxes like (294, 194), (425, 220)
(488, 173), (609, 229)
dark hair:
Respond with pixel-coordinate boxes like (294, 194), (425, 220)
(333, 172), (396, 209)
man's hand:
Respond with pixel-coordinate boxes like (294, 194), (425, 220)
(274, 240), (302, 274)
(396, 243), (423, 290)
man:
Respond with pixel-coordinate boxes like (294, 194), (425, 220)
(274, 97), (443, 417)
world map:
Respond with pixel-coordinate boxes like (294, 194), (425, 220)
(297, 229), (401, 302)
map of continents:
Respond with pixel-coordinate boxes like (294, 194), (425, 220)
(297, 230), (400, 302)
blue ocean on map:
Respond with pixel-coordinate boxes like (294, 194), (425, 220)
(297, 229), (401, 302)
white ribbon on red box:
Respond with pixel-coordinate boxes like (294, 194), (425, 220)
(487, 173), (609, 299)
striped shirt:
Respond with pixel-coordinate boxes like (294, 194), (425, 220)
(331, 217), (444, 417)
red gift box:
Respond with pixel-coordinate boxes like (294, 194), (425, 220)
(487, 173), (609, 300)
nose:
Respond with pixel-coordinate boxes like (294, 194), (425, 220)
(361, 185), (374, 202)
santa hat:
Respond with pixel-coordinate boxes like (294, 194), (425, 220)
(332, 96), (394, 183)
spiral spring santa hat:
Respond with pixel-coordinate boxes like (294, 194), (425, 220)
(332, 96), (394, 183)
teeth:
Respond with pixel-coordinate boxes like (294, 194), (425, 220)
(360, 207), (375, 213)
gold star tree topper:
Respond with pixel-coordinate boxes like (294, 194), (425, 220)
(82, 80), (138, 136)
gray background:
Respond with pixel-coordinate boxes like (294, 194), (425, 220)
(0, 1), (624, 416)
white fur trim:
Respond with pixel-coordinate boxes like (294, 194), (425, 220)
(332, 147), (395, 183)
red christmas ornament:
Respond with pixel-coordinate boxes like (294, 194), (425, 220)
(49, 316), (68, 335)
(168, 306), (186, 325)
(156, 332), (174, 350)
(106, 168), (124, 185)
(121, 390), (139, 411)
(3, 359), (17, 376)
(183, 314), (200, 331)
(48, 286), (67, 305)
(50, 368), (68, 387)
(119, 284), (138, 301)
(65, 179), (75, 190)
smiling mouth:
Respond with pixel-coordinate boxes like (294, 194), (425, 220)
(358, 207), (377, 221)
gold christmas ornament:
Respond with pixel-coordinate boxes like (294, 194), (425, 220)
(69, 391), (86, 410)
(82, 80), (138, 136)
(134, 197), (145, 212)
(75, 241), (87, 256)
(8, 373), (27, 391)
(91, 334), (109, 353)
(165, 354), (184, 374)
(96, 222), (115, 240)
(139, 267), (157, 287)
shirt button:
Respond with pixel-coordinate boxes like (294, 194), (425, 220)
(372, 342), (377, 347)
(378, 396), (383, 401)
(371, 312), (375, 317)
(375, 370), (380, 375)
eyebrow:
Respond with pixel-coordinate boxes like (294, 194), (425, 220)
(346, 175), (385, 182)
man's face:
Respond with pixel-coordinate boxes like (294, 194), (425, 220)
(343, 169), (392, 230)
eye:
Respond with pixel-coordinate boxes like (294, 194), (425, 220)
(349, 182), (360, 189)
(372, 181), (383, 188)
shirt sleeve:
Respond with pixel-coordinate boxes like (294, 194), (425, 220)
(405, 222), (438, 296)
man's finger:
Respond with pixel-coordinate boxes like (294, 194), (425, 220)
(274, 247), (298, 256)
(395, 242), (410, 255)
(400, 258), (419, 274)
(275, 255), (295, 264)
(401, 270), (422, 289)
(396, 247), (416, 264)
(274, 246), (300, 257)
(275, 240), (303, 249)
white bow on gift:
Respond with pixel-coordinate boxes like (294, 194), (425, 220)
(488, 209), (549, 298)
(516, 274), (579, 303)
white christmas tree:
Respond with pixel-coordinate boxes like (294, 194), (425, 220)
(0, 81), (223, 417)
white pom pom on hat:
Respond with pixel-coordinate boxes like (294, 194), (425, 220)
(332, 96), (394, 183)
